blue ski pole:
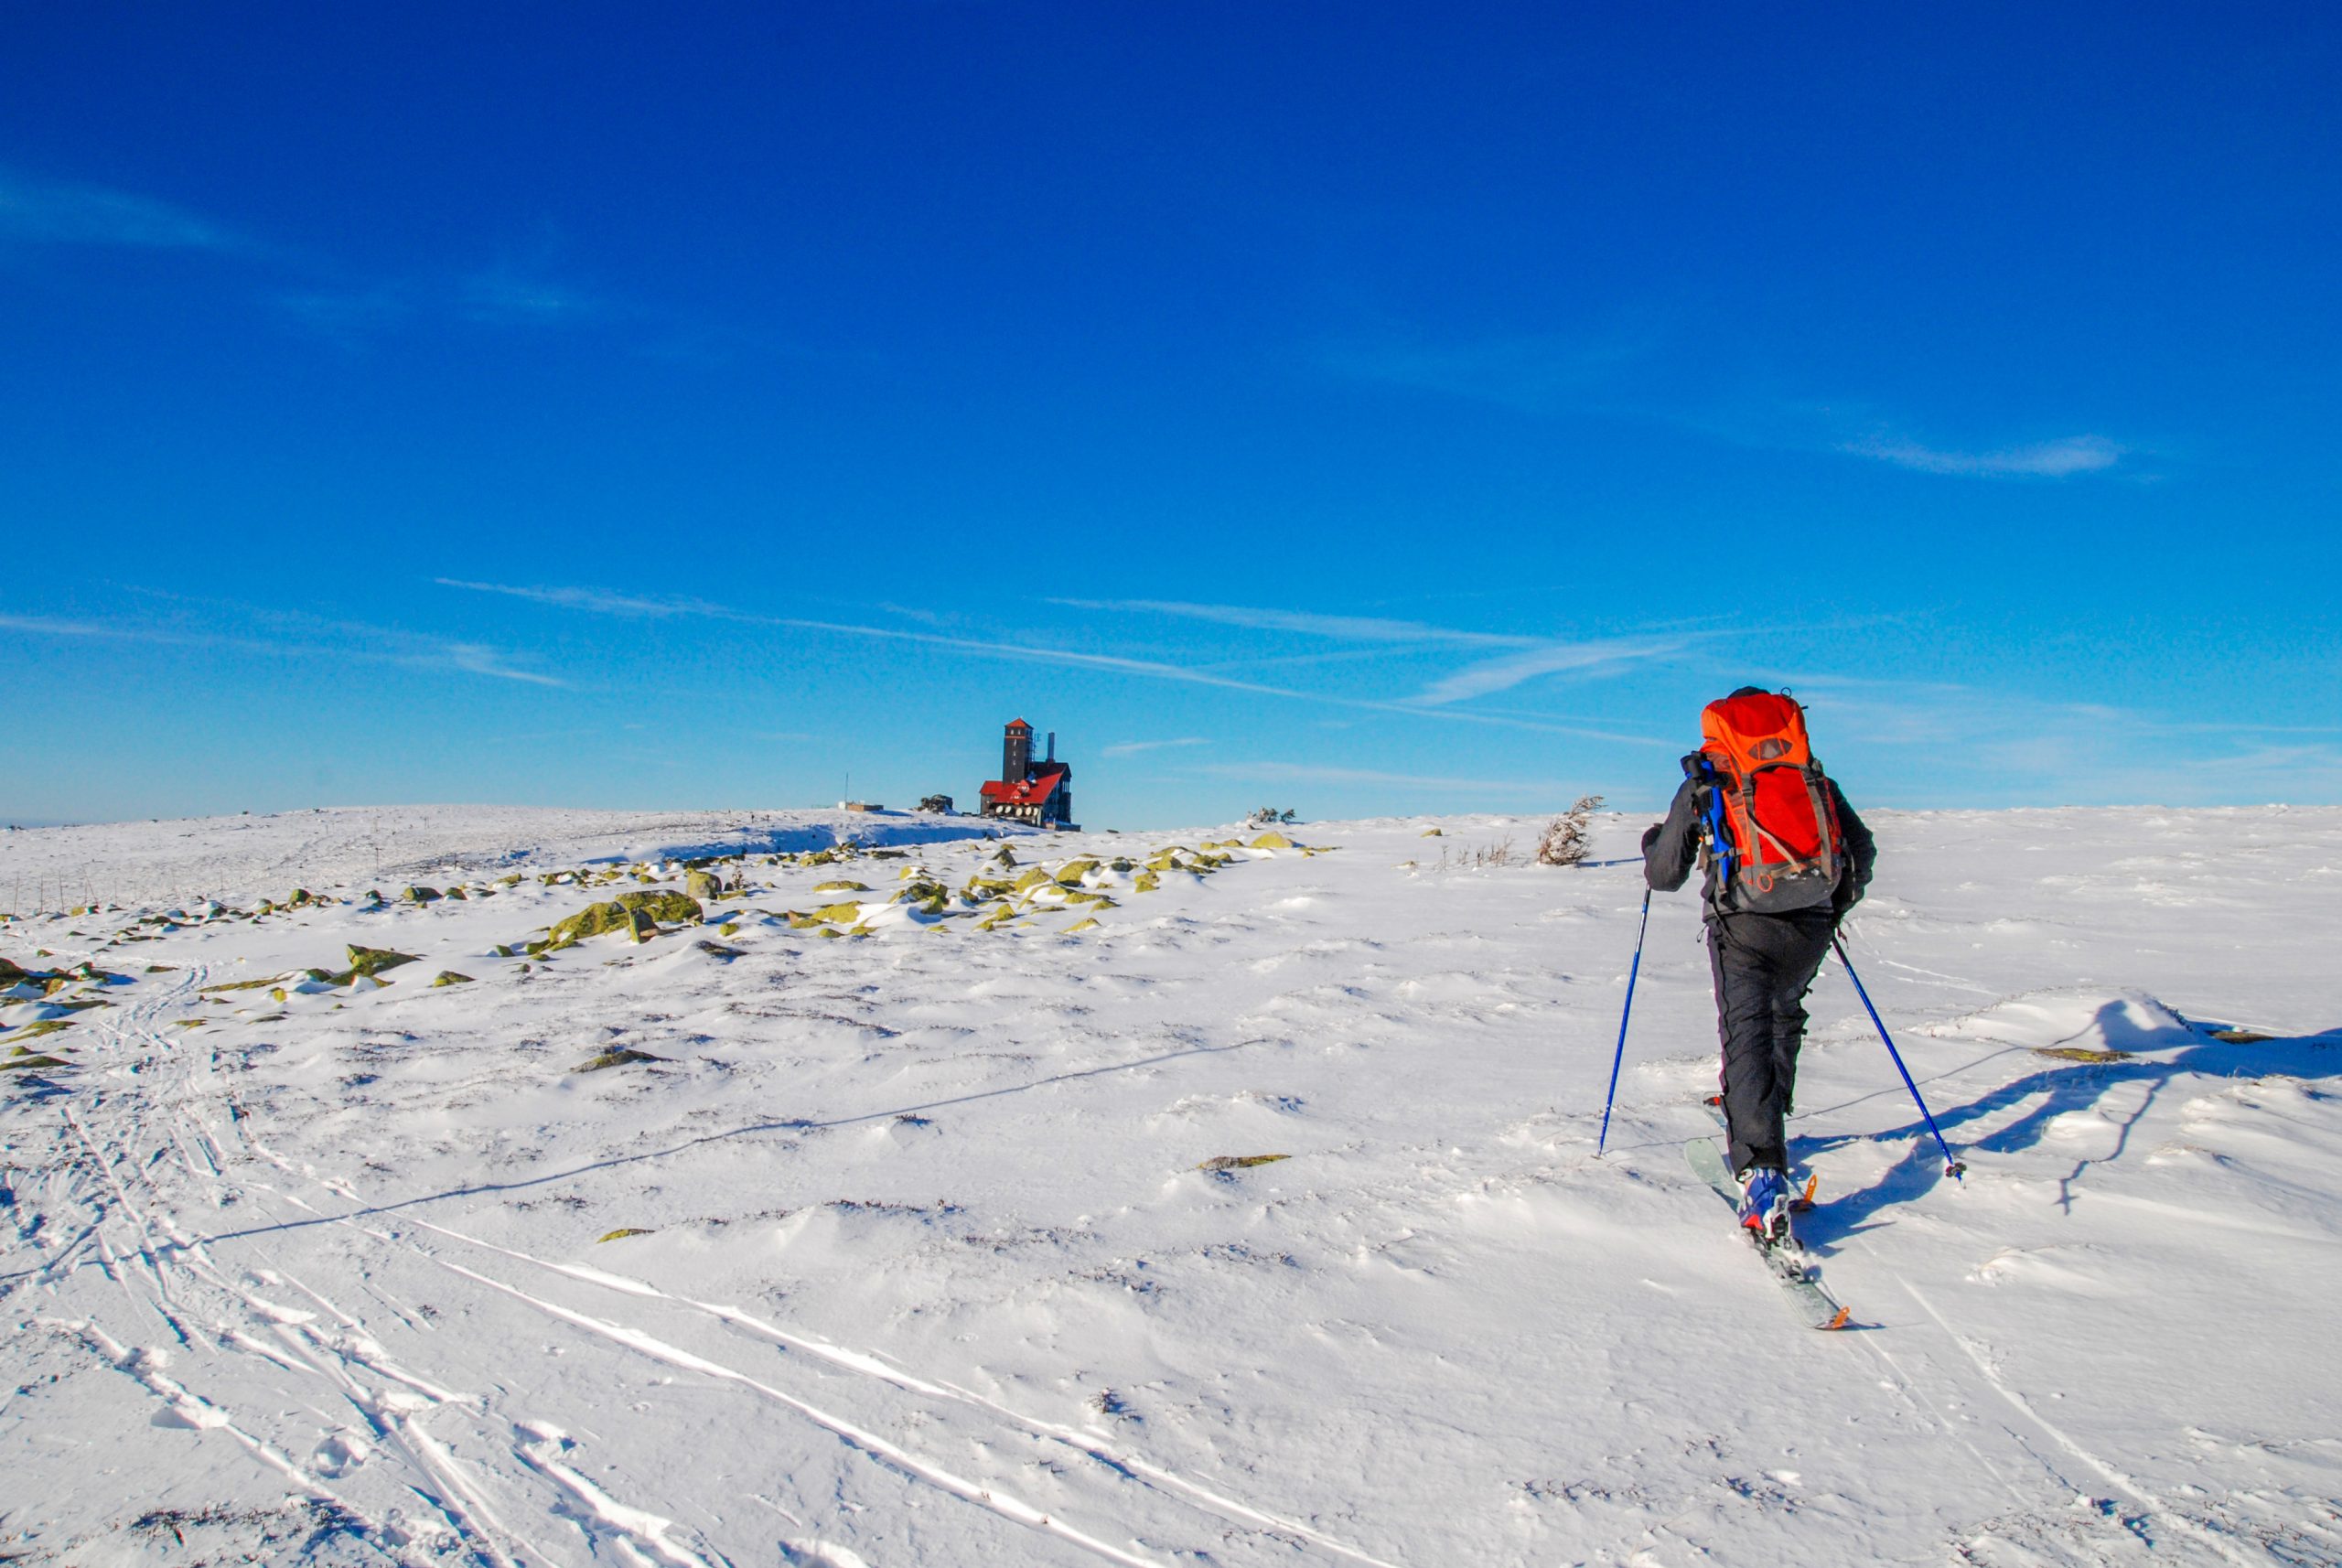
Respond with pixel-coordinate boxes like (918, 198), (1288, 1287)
(1832, 935), (1966, 1180)
(1596, 886), (1652, 1156)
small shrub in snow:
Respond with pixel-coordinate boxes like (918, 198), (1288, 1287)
(1537, 795), (1606, 868)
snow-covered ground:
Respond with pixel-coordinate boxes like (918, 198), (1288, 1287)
(3, 804), (2337, 1567)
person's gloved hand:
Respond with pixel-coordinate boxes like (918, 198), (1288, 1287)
(1640, 822), (1662, 853)
(1832, 878), (1866, 927)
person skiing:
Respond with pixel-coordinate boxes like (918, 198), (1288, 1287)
(1641, 687), (1875, 1244)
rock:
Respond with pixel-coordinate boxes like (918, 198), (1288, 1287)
(1063, 917), (1101, 933)
(547, 893), (703, 947)
(1421, 827), (1444, 837)
(1012, 867), (1055, 893)
(811, 880), (871, 894)
(1, 1052), (70, 1071)
(1055, 859), (1101, 886)
(403, 886), (443, 904)
(1248, 832), (1295, 850)
(614, 891), (701, 923)
(686, 869), (724, 901)
(570, 1048), (662, 1072)
(1133, 871), (1161, 893)
(1196, 1154), (1290, 1173)
(811, 901), (865, 925)
(430, 972), (475, 987)
(342, 946), (418, 980)
(446, 886), (469, 901)
(695, 940), (745, 959)
(597, 1228), (654, 1243)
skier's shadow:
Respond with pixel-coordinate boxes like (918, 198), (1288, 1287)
(1786, 1002), (2340, 1251)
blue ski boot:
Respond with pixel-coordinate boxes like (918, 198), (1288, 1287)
(1737, 1165), (1793, 1248)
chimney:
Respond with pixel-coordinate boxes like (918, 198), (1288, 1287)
(1046, 731), (1056, 763)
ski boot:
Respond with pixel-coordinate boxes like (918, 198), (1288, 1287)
(1737, 1165), (1794, 1249)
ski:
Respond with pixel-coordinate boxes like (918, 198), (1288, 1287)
(1685, 1135), (1853, 1331)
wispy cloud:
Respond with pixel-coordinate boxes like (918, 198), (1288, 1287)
(0, 169), (247, 253)
(435, 580), (720, 618)
(0, 611), (123, 638)
(1102, 736), (1211, 757)
(437, 578), (1669, 744)
(4, 596), (564, 688)
(1329, 329), (2132, 482)
(1051, 597), (1539, 648)
(1413, 636), (1698, 706)
(1199, 760), (1574, 793)
(458, 269), (598, 327)
(1842, 433), (2123, 478)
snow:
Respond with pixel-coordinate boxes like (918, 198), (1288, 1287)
(3, 803), (2338, 1566)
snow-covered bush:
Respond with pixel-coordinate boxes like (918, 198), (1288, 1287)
(1537, 795), (1605, 867)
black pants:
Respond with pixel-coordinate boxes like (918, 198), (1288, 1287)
(1707, 908), (1833, 1175)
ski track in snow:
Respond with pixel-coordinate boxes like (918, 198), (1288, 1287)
(4, 803), (2341, 1565)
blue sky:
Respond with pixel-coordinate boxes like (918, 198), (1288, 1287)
(4, 3), (2337, 828)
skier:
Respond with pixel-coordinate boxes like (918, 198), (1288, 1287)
(1641, 687), (1875, 1243)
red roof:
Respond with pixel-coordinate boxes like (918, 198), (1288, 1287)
(981, 765), (1066, 806)
(1005, 718), (1032, 730)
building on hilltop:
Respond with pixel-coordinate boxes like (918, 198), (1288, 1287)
(979, 718), (1077, 829)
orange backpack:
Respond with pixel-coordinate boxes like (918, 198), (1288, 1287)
(1694, 691), (1844, 913)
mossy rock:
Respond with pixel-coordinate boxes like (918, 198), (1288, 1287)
(718, 920), (740, 937)
(1012, 867), (1056, 893)
(1054, 858), (1101, 886)
(615, 891), (702, 923)
(1248, 832), (1295, 850)
(570, 1048), (662, 1073)
(897, 879), (949, 905)
(548, 894), (702, 947)
(1064, 892), (1117, 909)
(1, 1053), (70, 1071)
(1063, 917), (1102, 934)
(596, 1228), (655, 1243)
(341, 946), (419, 982)
(1133, 871), (1161, 893)
(403, 886), (443, 904)
(2033, 1047), (2133, 1063)
(810, 927), (844, 940)
(1420, 826), (1444, 837)
(1196, 1154), (1290, 1173)
(446, 886), (469, 901)
(430, 972), (475, 988)
(1108, 857), (1134, 873)
(694, 940), (746, 959)
(5, 1020), (73, 1043)
(811, 880), (871, 895)
(811, 900), (865, 925)
(686, 870), (724, 901)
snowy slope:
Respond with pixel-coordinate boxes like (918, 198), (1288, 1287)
(3, 805), (2337, 1567)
